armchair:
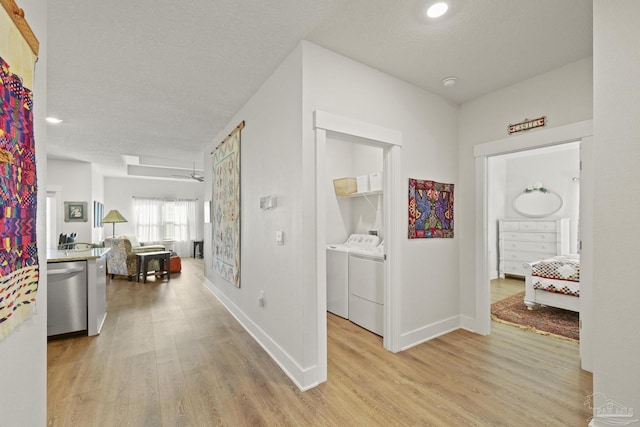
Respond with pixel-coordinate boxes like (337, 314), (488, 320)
(104, 236), (166, 280)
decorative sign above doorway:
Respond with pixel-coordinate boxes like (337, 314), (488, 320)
(508, 116), (546, 135)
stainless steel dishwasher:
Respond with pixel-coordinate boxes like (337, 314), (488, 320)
(47, 261), (87, 337)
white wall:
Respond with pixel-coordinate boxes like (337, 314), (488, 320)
(204, 40), (459, 390)
(303, 41), (460, 348)
(91, 164), (105, 243)
(48, 159), (94, 243)
(0, 1), (47, 425)
(458, 57), (593, 319)
(503, 145), (580, 251)
(204, 44), (307, 384)
(487, 156), (507, 278)
(104, 177), (204, 244)
(325, 137), (383, 244)
(326, 138), (355, 243)
(592, 0), (640, 419)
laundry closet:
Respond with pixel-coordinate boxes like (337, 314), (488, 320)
(325, 136), (385, 336)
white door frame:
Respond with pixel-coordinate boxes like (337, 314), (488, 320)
(473, 119), (593, 370)
(46, 185), (63, 249)
(314, 110), (403, 361)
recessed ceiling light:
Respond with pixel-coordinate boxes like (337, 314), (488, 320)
(441, 76), (457, 87)
(46, 117), (63, 124)
(427, 2), (449, 18)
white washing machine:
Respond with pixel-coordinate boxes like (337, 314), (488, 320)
(326, 234), (380, 319)
(348, 243), (384, 336)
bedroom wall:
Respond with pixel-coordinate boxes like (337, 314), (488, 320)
(458, 57), (593, 322)
(487, 156), (507, 278)
(0, 0), (48, 425)
(592, 0), (640, 417)
(486, 144), (581, 279)
(503, 145), (580, 252)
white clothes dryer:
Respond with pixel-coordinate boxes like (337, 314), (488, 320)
(348, 245), (384, 336)
(326, 234), (380, 319)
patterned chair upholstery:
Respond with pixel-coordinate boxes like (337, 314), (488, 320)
(104, 236), (165, 280)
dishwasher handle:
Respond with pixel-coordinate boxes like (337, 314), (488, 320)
(48, 267), (85, 275)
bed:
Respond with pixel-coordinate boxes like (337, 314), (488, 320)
(523, 255), (580, 312)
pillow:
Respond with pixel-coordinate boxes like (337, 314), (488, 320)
(124, 235), (140, 247)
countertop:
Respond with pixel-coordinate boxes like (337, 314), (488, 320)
(47, 247), (110, 263)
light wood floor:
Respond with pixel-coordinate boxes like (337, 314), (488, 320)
(491, 276), (526, 303)
(48, 260), (592, 426)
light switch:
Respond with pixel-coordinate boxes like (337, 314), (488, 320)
(260, 195), (277, 210)
(276, 231), (284, 245)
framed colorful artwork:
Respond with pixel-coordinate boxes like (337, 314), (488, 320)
(408, 178), (454, 238)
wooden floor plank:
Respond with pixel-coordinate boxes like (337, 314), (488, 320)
(47, 259), (592, 426)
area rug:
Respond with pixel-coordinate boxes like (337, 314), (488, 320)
(491, 292), (579, 341)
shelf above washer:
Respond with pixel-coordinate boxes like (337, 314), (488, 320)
(337, 190), (382, 199)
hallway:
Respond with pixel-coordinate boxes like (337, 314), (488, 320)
(47, 259), (592, 426)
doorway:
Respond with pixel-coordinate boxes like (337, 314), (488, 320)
(46, 186), (62, 249)
(474, 120), (594, 371)
(487, 142), (581, 339)
(313, 110), (403, 383)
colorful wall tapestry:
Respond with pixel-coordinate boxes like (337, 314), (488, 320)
(408, 178), (454, 239)
(211, 121), (243, 287)
(0, 55), (39, 340)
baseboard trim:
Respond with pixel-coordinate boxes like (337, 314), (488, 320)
(399, 315), (462, 351)
(203, 277), (320, 391)
(459, 315), (476, 333)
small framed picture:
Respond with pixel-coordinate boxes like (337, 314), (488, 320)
(64, 201), (88, 222)
(93, 201), (104, 227)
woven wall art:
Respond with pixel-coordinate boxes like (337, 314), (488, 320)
(0, 55), (39, 340)
(211, 121), (243, 287)
(408, 178), (454, 239)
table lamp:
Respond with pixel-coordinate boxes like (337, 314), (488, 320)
(102, 210), (128, 237)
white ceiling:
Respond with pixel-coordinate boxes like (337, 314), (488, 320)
(46, 0), (593, 180)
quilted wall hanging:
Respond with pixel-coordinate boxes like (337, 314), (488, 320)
(0, 1), (40, 341)
(211, 121), (244, 287)
(408, 178), (454, 239)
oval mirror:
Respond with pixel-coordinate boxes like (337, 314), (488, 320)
(513, 191), (563, 218)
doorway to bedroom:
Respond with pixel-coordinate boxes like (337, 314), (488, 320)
(474, 120), (594, 371)
(487, 142), (581, 342)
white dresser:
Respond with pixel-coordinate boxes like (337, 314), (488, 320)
(498, 218), (570, 278)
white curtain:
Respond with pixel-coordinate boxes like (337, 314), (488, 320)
(134, 198), (163, 242)
(173, 199), (197, 256)
(134, 197), (196, 257)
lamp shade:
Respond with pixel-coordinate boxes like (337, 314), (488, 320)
(102, 210), (127, 236)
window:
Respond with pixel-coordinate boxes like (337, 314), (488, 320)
(133, 197), (197, 256)
(163, 202), (176, 241)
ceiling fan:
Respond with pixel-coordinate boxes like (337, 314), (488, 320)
(172, 163), (204, 182)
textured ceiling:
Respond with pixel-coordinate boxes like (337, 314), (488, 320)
(46, 0), (593, 179)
